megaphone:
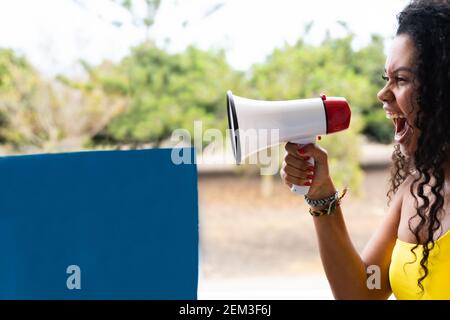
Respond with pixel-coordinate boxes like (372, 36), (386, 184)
(226, 91), (351, 195)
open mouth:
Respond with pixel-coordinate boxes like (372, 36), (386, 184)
(394, 117), (407, 134)
(390, 115), (410, 143)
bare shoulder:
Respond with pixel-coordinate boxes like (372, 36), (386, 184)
(390, 175), (416, 242)
(361, 175), (412, 263)
(387, 175), (413, 215)
(360, 175), (415, 297)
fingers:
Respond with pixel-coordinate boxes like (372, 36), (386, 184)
(281, 142), (331, 191)
(285, 142), (328, 162)
(298, 143), (328, 164)
(283, 162), (314, 179)
(282, 143), (315, 187)
(281, 171), (311, 187)
(282, 142), (324, 188)
(285, 154), (314, 170)
(285, 142), (309, 160)
(281, 156), (315, 187)
(280, 168), (311, 187)
(279, 169), (292, 188)
(281, 167), (313, 186)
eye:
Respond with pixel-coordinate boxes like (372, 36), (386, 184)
(381, 75), (389, 82)
(395, 76), (407, 83)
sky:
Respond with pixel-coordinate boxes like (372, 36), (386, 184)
(0, 0), (409, 77)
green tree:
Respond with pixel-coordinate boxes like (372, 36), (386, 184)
(0, 48), (123, 153)
(352, 35), (393, 143)
(88, 42), (247, 147)
(0, 48), (45, 148)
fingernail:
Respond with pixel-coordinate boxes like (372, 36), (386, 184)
(307, 175), (314, 179)
(298, 148), (305, 155)
(304, 181), (312, 186)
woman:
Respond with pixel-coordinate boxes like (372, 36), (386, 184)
(280, 0), (450, 299)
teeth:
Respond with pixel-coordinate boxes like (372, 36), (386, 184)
(386, 112), (406, 120)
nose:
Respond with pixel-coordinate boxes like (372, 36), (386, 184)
(377, 83), (394, 105)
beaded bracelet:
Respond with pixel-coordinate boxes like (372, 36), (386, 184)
(304, 191), (338, 207)
(306, 187), (348, 217)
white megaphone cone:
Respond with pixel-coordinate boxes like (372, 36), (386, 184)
(226, 91), (351, 195)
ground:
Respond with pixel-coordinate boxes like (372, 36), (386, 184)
(197, 165), (392, 299)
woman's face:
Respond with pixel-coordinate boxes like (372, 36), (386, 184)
(377, 34), (420, 158)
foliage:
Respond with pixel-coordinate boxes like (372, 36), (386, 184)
(88, 42), (248, 147)
(364, 108), (394, 144)
(0, 48), (43, 147)
(0, 26), (395, 192)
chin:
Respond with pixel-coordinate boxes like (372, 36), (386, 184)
(398, 134), (418, 159)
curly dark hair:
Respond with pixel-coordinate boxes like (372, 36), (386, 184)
(387, 0), (450, 294)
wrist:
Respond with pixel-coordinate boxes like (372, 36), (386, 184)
(305, 183), (348, 217)
(306, 177), (336, 201)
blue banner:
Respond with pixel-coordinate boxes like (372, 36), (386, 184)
(0, 148), (198, 300)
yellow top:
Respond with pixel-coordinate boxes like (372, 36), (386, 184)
(389, 230), (450, 299)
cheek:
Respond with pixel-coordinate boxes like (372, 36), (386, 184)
(406, 122), (420, 158)
(398, 89), (418, 124)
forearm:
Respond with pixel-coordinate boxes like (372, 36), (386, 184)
(282, 143), (391, 299)
(313, 207), (372, 299)
(308, 180), (374, 299)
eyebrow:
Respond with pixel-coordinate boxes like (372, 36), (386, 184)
(384, 67), (415, 74)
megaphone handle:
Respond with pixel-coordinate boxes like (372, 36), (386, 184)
(289, 137), (316, 196)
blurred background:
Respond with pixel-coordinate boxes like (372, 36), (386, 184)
(0, 0), (409, 299)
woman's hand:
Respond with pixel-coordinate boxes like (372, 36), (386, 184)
(280, 142), (336, 200)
